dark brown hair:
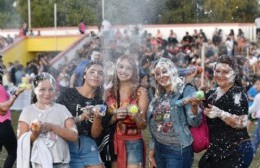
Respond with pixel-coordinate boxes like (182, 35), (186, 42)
(82, 61), (104, 100)
(214, 55), (242, 87)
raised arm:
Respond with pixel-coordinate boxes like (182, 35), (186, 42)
(0, 87), (24, 115)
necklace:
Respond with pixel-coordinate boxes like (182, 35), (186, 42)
(34, 103), (53, 122)
(33, 104), (58, 147)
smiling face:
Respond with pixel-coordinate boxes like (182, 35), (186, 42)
(214, 63), (236, 88)
(34, 79), (55, 105)
(84, 64), (104, 88)
(116, 58), (133, 82)
(154, 61), (178, 92)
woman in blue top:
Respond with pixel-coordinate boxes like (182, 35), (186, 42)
(147, 57), (202, 168)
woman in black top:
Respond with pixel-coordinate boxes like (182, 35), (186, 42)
(199, 55), (253, 168)
(57, 61), (110, 168)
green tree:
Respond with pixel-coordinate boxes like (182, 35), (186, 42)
(0, 0), (21, 28)
(56, 0), (100, 26)
(161, 0), (198, 23)
(2, 0), (260, 29)
(16, 0), (99, 28)
(16, 0), (54, 27)
(162, 0), (259, 23)
(203, 0), (259, 23)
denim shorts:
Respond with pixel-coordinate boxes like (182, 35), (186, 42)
(68, 135), (103, 167)
(154, 140), (194, 168)
(125, 139), (144, 165)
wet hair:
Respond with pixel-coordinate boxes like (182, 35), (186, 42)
(31, 72), (56, 103)
(214, 55), (242, 87)
(82, 61), (104, 100)
(32, 72), (56, 88)
(110, 55), (139, 101)
(153, 57), (182, 97)
(81, 61), (103, 85)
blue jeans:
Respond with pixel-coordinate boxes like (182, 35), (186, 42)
(154, 141), (193, 168)
(253, 119), (260, 154)
(238, 140), (253, 168)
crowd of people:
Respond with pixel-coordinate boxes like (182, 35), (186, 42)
(0, 24), (260, 168)
(0, 22), (42, 50)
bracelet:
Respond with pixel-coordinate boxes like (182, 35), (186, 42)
(13, 93), (18, 97)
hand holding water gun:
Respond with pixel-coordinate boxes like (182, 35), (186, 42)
(176, 90), (205, 106)
(81, 104), (107, 117)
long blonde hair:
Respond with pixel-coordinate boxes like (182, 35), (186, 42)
(110, 55), (139, 101)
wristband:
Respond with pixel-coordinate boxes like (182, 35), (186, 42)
(13, 93), (18, 97)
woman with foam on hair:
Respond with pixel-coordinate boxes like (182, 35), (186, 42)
(199, 55), (253, 168)
(17, 72), (78, 168)
(0, 55), (24, 168)
(57, 61), (109, 168)
(147, 57), (202, 168)
(106, 55), (149, 168)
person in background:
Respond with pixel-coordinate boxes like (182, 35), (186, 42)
(248, 77), (260, 155)
(57, 61), (108, 168)
(22, 22), (28, 36)
(0, 54), (25, 168)
(139, 67), (149, 89)
(225, 37), (234, 56)
(247, 78), (260, 133)
(79, 19), (86, 34)
(106, 55), (148, 168)
(17, 72), (78, 168)
(237, 28), (245, 54)
(6, 34), (13, 45)
(70, 50), (102, 88)
(199, 55), (253, 168)
(139, 67), (154, 102)
(57, 66), (70, 93)
(37, 30), (41, 36)
(255, 17), (260, 41)
(29, 30), (35, 36)
(147, 57), (201, 168)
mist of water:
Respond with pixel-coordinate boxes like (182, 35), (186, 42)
(104, 0), (163, 25)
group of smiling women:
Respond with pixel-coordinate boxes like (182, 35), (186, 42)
(8, 54), (253, 168)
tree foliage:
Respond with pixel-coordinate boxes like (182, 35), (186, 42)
(16, 0), (100, 28)
(56, 0), (100, 26)
(0, 0), (21, 28)
(162, 0), (260, 24)
(0, 0), (259, 28)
